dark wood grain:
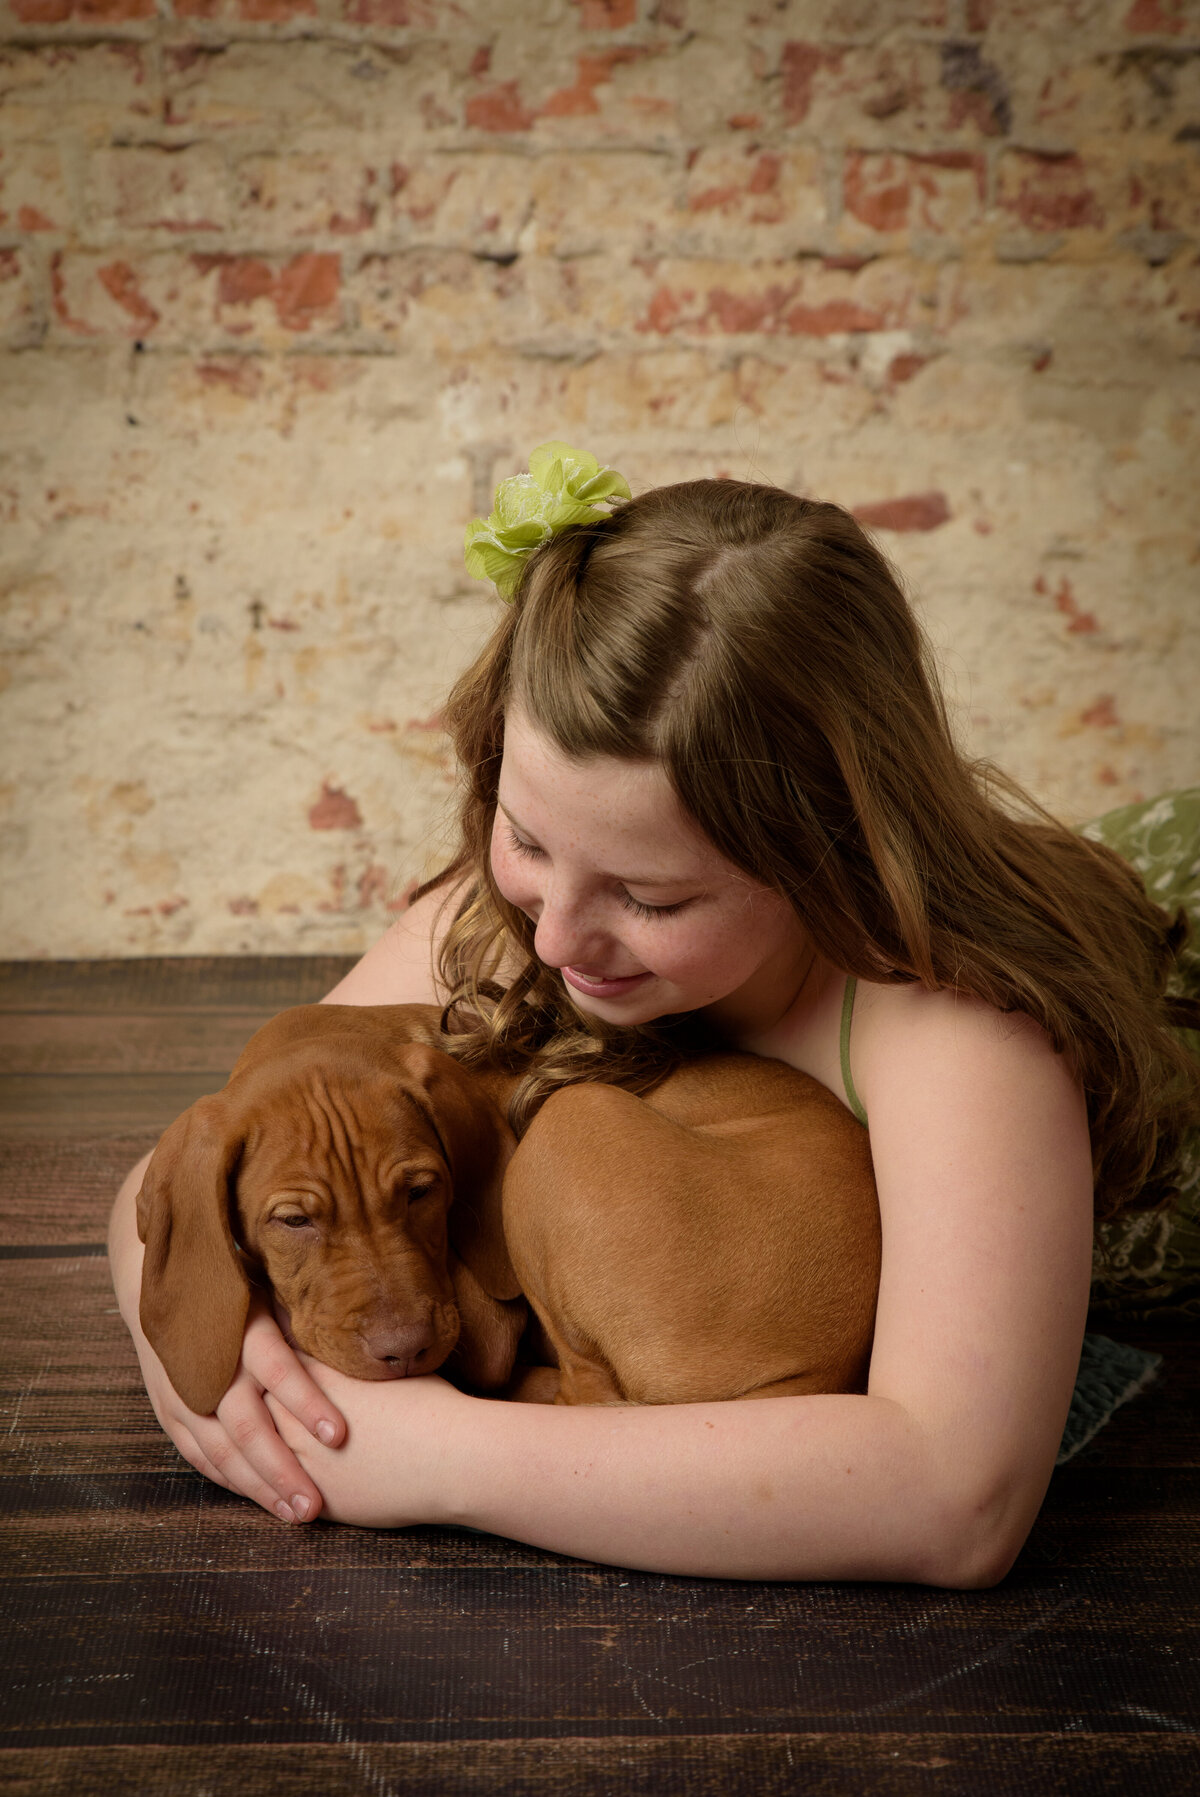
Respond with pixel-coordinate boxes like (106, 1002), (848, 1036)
(1, 1735), (1196, 1797)
(0, 958), (358, 1013)
(0, 1012), (280, 1076)
(0, 1072), (229, 1136)
(0, 1134), (163, 1243)
(0, 958), (1196, 1797)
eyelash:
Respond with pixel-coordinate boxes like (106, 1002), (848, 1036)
(502, 825), (687, 921)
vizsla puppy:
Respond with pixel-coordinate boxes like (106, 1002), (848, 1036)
(137, 1006), (881, 1419)
(504, 1052), (881, 1406)
(136, 1003), (525, 1417)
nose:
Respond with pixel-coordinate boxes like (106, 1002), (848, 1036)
(363, 1319), (438, 1377)
(531, 886), (610, 972)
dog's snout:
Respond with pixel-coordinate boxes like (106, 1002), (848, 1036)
(364, 1319), (438, 1376)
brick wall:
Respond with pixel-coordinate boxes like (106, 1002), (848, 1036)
(1, 0), (1197, 957)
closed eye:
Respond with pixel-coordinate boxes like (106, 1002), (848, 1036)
(505, 823), (689, 919)
(503, 823), (544, 859)
(274, 1213), (315, 1231)
(621, 892), (689, 920)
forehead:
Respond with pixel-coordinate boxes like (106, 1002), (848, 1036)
(498, 706), (728, 880)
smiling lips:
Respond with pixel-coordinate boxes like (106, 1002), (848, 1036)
(561, 965), (653, 999)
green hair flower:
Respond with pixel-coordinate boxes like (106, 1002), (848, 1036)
(464, 441), (631, 600)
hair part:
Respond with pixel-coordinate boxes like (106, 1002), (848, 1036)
(436, 479), (1199, 1221)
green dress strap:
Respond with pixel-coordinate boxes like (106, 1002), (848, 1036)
(839, 975), (869, 1129)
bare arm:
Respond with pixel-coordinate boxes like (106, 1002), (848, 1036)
(271, 985), (1094, 1584)
(321, 879), (464, 1007)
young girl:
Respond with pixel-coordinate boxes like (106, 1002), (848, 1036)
(108, 449), (1200, 1586)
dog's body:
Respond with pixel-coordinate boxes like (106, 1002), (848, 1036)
(505, 1052), (880, 1405)
(136, 1004), (880, 1417)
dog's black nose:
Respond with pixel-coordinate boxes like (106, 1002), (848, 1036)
(364, 1320), (437, 1376)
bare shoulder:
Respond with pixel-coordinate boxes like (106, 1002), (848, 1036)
(322, 879), (470, 1006)
(851, 978), (1079, 1131)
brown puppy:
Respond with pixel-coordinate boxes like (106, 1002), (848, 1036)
(136, 1003), (525, 1417)
(503, 1053), (881, 1406)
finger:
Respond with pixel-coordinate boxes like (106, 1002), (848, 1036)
(241, 1310), (346, 1448)
(210, 1383), (326, 1522)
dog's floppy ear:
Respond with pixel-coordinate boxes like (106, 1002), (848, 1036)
(409, 1050), (522, 1302)
(136, 1095), (252, 1417)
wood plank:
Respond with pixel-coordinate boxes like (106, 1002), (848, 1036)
(0, 958), (358, 1014)
(1, 1263), (1198, 1482)
(0, 1013), (279, 1077)
(2, 1565), (1197, 1744)
(0, 1736), (1195, 1797)
(0, 1073), (225, 1137)
(0, 1134), (164, 1243)
(2, 1465), (1199, 1579)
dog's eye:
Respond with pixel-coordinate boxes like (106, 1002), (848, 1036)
(406, 1183), (435, 1204)
(275, 1213), (314, 1230)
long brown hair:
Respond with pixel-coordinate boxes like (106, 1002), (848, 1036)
(434, 479), (1198, 1222)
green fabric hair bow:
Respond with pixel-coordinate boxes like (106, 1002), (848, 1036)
(463, 442), (631, 600)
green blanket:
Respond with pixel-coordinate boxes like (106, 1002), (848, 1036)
(1080, 788), (1200, 1324)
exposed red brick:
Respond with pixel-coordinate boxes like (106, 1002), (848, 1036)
(887, 352), (928, 382)
(97, 261), (160, 332)
(308, 783), (363, 831)
(577, 0), (636, 24)
(966, 0), (995, 26)
(999, 151), (1105, 232)
(1081, 694), (1119, 728)
(238, 0), (316, 19)
(466, 81), (536, 132)
(853, 491), (951, 531)
(541, 50), (643, 118)
(13, 0), (154, 14)
(705, 283), (799, 333)
(845, 150), (986, 234)
(781, 42), (843, 127)
(1046, 575), (1100, 634)
(212, 259), (271, 318)
(727, 112), (761, 130)
(357, 864), (390, 907)
(342, 0), (437, 19)
(785, 299), (886, 336)
(156, 895), (188, 917)
(844, 156), (909, 233)
(197, 358), (264, 397)
(689, 153), (781, 215)
(469, 45), (492, 77)
(227, 896), (259, 915)
(274, 253), (340, 331)
(638, 284), (688, 333)
(1123, 0), (1187, 32)
(17, 207), (55, 232)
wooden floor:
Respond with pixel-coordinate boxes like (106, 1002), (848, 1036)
(1, 958), (1197, 1797)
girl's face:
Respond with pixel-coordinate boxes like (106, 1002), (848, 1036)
(491, 707), (814, 1035)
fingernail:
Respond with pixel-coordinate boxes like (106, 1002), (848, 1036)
(292, 1493), (311, 1521)
(275, 1500), (296, 1524)
(316, 1419), (336, 1445)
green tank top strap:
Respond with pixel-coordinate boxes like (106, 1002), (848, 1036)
(839, 975), (869, 1129)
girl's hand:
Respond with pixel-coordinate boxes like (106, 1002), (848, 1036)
(135, 1291), (347, 1523)
(111, 1152), (345, 1523)
(266, 1361), (471, 1530)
